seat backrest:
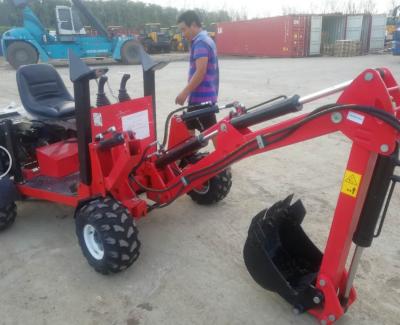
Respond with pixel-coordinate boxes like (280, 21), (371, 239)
(16, 64), (73, 103)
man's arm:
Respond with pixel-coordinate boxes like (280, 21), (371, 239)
(175, 57), (208, 105)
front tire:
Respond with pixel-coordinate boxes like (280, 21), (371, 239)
(0, 203), (17, 231)
(7, 42), (38, 69)
(75, 197), (140, 274)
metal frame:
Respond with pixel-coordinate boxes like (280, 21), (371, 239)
(10, 66), (400, 323)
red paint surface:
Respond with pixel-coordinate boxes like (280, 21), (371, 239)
(216, 15), (308, 57)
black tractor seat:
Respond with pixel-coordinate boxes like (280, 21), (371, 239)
(16, 64), (75, 119)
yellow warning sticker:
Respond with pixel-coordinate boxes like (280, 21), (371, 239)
(341, 170), (362, 198)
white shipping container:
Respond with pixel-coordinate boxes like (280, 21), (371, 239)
(345, 14), (373, 54)
(369, 14), (387, 52)
(309, 15), (322, 55)
(345, 15), (364, 41)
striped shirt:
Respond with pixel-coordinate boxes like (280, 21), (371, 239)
(188, 31), (219, 104)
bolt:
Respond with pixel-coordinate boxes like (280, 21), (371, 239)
(220, 123), (227, 132)
(319, 279), (326, 287)
(331, 112), (342, 124)
(328, 315), (336, 322)
(320, 320), (327, 325)
(380, 144), (389, 153)
(293, 308), (301, 315)
(364, 72), (374, 81)
(313, 296), (322, 304)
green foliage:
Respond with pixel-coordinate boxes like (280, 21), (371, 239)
(0, 25), (11, 36)
(0, 0), (21, 27)
(0, 0), (232, 30)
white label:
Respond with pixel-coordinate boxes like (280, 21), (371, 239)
(93, 113), (103, 127)
(121, 110), (150, 139)
(347, 111), (365, 125)
(217, 27), (223, 34)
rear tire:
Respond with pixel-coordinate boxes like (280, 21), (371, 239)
(0, 203), (17, 231)
(188, 169), (233, 205)
(75, 197), (141, 274)
(7, 42), (38, 69)
(121, 40), (141, 65)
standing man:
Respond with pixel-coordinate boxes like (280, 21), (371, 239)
(175, 10), (219, 132)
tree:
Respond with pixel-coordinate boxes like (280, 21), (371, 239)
(341, 0), (377, 14)
(0, 0), (233, 30)
(281, 6), (298, 15)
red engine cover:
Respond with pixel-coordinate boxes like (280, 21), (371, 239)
(36, 140), (79, 178)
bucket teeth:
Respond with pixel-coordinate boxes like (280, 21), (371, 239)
(249, 194), (305, 243)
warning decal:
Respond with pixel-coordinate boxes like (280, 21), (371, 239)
(341, 170), (362, 198)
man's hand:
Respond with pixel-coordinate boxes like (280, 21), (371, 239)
(175, 57), (208, 106)
(175, 89), (189, 106)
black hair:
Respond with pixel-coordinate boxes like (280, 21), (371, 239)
(177, 10), (202, 28)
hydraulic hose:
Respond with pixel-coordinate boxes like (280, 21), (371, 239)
(132, 103), (400, 207)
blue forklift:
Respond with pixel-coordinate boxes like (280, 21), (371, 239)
(1, 0), (140, 69)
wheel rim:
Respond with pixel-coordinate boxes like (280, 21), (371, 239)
(193, 181), (210, 195)
(15, 49), (29, 63)
(83, 224), (104, 260)
(128, 47), (137, 58)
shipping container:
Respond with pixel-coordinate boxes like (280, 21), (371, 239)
(308, 15), (323, 55)
(345, 14), (371, 54)
(216, 15), (308, 57)
(216, 13), (385, 58)
(360, 15), (372, 54)
(320, 14), (346, 55)
(369, 14), (386, 52)
(319, 13), (386, 55)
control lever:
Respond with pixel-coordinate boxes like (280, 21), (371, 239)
(95, 126), (117, 141)
(97, 133), (125, 151)
(119, 74), (131, 102)
(96, 76), (111, 107)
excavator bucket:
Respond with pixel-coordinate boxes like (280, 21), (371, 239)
(243, 195), (324, 312)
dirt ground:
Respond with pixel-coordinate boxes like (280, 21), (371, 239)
(0, 53), (399, 325)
